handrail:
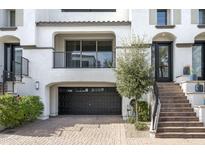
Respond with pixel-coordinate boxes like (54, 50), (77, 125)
(53, 51), (115, 68)
(2, 56), (29, 94)
(151, 81), (161, 131)
(21, 57), (29, 76)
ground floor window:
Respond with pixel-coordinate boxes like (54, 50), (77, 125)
(192, 43), (205, 80)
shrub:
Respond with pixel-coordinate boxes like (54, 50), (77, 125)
(135, 121), (149, 130)
(137, 101), (150, 122)
(0, 95), (43, 128)
(127, 116), (136, 124)
(19, 96), (44, 122)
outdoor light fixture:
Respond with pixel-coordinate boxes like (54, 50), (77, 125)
(35, 81), (40, 90)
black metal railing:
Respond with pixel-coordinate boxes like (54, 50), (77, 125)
(2, 56), (29, 95)
(53, 51), (115, 68)
(21, 57), (29, 76)
(2, 70), (15, 94)
(151, 81), (160, 131)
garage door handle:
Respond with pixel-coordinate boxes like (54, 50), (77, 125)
(89, 103), (91, 106)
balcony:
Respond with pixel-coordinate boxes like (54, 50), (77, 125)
(3, 57), (29, 82)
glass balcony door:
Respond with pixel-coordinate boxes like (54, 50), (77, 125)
(153, 42), (173, 82)
(4, 43), (21, 81)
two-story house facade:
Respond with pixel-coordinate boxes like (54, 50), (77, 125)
(1, 9), (205, 121)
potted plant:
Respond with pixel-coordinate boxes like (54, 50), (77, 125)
(195, 82), (204, 92)
(183, 65), (191, 75)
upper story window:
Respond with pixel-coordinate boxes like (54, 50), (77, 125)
(199, 9), (205, 24)
(54, 40), (114, 68)
(157, 9), (168, 25)
(61, 9), (116, 12)
(8, 9), (16, 27)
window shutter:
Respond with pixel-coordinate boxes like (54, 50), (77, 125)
(191, 9), (198, 24)
(15, 9), (24, 26)
(149, 9), (157, 25)
(173, 9), (181, 24)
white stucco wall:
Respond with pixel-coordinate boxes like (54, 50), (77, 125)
(35, 9), (130, 22)
(0, 9), (36, 46)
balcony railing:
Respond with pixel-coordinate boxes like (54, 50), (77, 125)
(53, 51), (115, 68)
(3, 57), (29, 82)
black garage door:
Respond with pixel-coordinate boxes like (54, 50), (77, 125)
(58, 87), (122, 115)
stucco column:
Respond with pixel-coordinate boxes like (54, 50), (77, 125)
(39, 86), (50, 120)
(50, 85), (58, 116)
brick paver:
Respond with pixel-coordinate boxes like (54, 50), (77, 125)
(0, 115), (205, 145)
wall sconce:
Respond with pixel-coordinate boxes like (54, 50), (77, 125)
(35, 81), (40, 90)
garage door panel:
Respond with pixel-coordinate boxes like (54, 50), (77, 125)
(59, 87), (122, 115)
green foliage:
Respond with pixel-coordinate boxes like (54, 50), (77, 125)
(0, 95), (44, 128)
(135, 121), (149, 131)
(137, 101), (150, 122)
(115, 36), (153, 101)
(127, 116), (136, 124)
(19, 96), (44, 122)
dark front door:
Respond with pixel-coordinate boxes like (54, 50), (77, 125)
(192, 42), (205, 80)
(153, 42), (173, 82)
(4, 43), (22, 81)
(58, 87), (122, 115)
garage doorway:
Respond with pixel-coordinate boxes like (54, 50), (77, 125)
(58, 87), (122, 115)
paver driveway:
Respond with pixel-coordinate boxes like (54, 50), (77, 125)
(1, 115), (205, 145)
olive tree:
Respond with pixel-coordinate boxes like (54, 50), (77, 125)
(115, 36), (153, 102)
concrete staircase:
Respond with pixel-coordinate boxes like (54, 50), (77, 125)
(156, 82), (205, 138)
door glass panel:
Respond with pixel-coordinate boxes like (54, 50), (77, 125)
(6, 46), (12, 72)
(192, 45), (202, 77)
(158, 45), (169, 78)
(14, 47), (22, 76)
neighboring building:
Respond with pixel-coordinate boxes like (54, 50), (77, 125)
(0, 9), (205, 120)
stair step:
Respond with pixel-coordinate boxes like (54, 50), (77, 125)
(159, 116), (198, 122)
(158, 121), (203, 127)
(161, 103), (191, 107)
(157, 127), (205, 133)
(160, 100), (189, 103)
(156, 132), (205, 138)
(160, 112), (196, 116)
(161, 108), (193, 112)
(159, 94), (185, 97)
(160, 96), (187, 99)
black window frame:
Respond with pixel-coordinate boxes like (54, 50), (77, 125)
(61, 9), (116, 12)
(53, 40), (114, 69)
(9, 9), (16, 27)
(157, 9), (168, 26)
(199, 9), (205, 25)
(192, 41), (205, 80)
